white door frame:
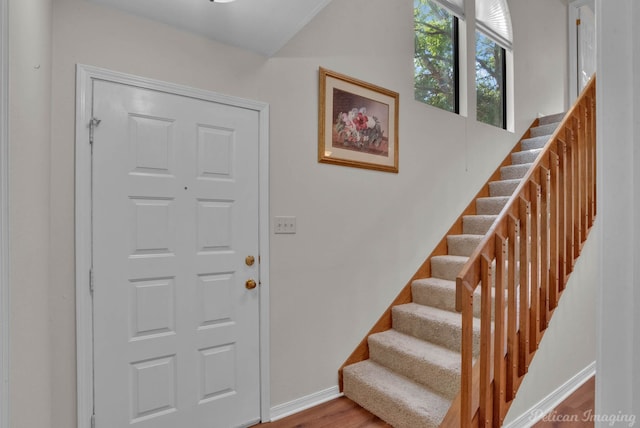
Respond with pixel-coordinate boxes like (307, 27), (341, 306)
(568, 0), (595, 104)
(0, 0), (9, 427)
(75, 64), (271, 428)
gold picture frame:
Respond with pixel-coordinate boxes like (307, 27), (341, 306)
(318, 67), (399, 173)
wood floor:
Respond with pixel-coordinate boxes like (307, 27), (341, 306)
(531, 376), (595, 428)
(252, 376), (594, 428)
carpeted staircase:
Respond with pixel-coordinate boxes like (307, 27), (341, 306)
(342, 113), (566, 428)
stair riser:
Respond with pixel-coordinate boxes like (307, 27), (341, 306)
(539, 113), (565, 125)
(392, 308), (480, 354)
(431, 258), (467, 281)
(521, 136), (550, 151)
(489, 180), (520, 197)
(343, 377), (439, 428)
(476, 198), (509, 215)
(462, 216), (496, 235)
(368, 339), (460, 400)
(412, 281), (489, 318)
(511, 150), (541, 165)
(501, 164), (531, 180)
(447, 235), (484, 256)
(530, 123), (558, 137)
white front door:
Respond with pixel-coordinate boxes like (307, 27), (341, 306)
(91, 79), (261, 428)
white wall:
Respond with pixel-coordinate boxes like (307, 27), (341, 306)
(0, 0), (8, 426)
(635, 1), (640, 418)
(4, 0), (569, 426)
(8, 0), (53, 427)
(596, 0), (640, 423)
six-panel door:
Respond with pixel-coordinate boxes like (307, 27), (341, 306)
(92, 80), (261, 428)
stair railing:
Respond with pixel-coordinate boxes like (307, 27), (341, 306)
(455, 77), (596, 427)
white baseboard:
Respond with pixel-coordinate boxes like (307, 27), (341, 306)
(268, 385), (342, 422)
(504, 361), (596, 428)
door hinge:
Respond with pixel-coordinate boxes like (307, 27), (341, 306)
(89, 268), (95, 295)
(89, 117), (101, 144)
(576, 18), (581, 26)
(90, 414), (96, 428)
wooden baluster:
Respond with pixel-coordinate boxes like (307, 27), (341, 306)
(460, 277), (475, 427)
(590, 87), (597, 219)
(586, 92), (596, 227)
(565, 121), (576, 273)
(493, 235), (507, 426)
(548, 150), (560, 310)
(539, 166), (551, 328)
(579, 103), (588, 244)
(480, 255), (493, 428)
(556, 136), (568, 291)
(529, 180), (541, 352)
(518, 196), (530, 375)
(506, 215), (519, 401)
(575, 110), (584, 251)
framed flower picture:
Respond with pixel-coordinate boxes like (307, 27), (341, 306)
(318, 67), (399, 173)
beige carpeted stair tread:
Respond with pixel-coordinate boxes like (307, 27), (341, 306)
(512, 148), (543, 165)
(463, 215), (498, 235)
(501, 163), (533, 180)
(489, 179), (520, 197)
(476, 196), (510, 215)
(368, 330), (462, 400)
(431, 255), (468, 281)
(392, 303), (481, 354)
(530, 121), (561, 137)
(343, 360), (451, 428)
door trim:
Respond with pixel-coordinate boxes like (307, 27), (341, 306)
(0, 0), (9, 427)
(75, 64), (271, 428)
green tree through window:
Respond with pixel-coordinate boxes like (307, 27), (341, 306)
(414, 0), (458, 112)
(415, 0), (509, 128)
(476, 31), (506, 128)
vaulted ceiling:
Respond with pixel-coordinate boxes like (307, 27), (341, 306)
(88, 0), (333, 57)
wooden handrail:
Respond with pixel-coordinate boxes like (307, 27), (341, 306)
(455, 77), (597, 427)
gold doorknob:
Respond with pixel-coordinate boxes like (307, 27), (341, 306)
(245, 255), (255, 266)
(245, 279), (257, 290)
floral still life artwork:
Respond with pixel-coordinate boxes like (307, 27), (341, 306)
(318, 67), (399, 173)
(333, 96), (388, 157)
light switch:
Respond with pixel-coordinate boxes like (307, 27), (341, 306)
(274, 216), (296, 234)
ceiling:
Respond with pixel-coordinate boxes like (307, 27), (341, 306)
(88, 0), (333, 57)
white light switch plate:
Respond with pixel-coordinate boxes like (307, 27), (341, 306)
(274, 216), (296, 234)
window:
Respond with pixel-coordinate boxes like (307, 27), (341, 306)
(414, 0), (513, 130)
(414, 0), (460, 113)
(475, 31), (506, 128)
(475, 0), (511, 129)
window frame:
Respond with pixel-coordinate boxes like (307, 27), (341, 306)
(475, 29), (508, 130)
(413, 0), (462, 114)
(452, 16), (460, 114)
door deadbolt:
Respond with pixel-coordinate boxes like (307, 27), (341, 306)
(245, 255), (255, 266)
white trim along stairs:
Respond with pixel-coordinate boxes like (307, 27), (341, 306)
(342, 113), (566, 428)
